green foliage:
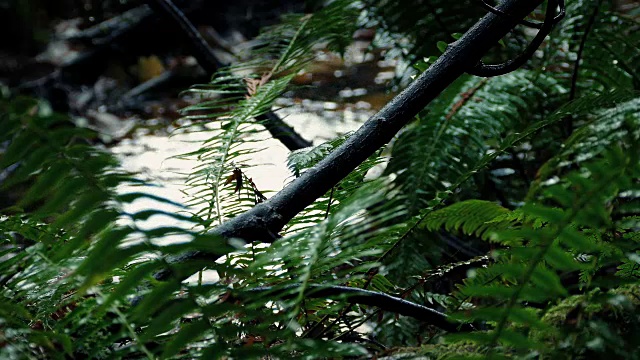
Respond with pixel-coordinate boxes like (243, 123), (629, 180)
(532, 285), (640, 358)
(421, 200), (513, 241)
(285, 133), (387, 232)
(447, 143), (640, 357)
(386, 71), (564, 214)
(362, 0), (527, 80)
(2, 1), (640, 359)
(546, 0), (640, 95)
(0, 93), (399, 358)
(177, 0), (361, 223)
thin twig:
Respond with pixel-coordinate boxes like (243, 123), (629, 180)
(468, 0), (560, 77)
(146, 0), (224, 73)
(568, 0), (602, 100)
(146, 0), (312, 151)
(325, 187), (335, 219)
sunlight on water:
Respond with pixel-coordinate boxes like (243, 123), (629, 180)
(109, 41), (395, 281)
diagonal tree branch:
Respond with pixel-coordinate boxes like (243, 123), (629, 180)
(147, 0), (313, 151)
(214, 0), (547, 239)
(156, 0), (550, 279)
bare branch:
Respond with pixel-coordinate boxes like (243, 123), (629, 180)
(147, 0), (313, 150)
(238, 284), (476, 332)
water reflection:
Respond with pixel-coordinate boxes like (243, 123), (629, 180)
(110, 40), (398, 268)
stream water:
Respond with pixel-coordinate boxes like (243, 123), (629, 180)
(110, 40), (398, 224)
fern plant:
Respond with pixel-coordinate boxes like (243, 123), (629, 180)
(1, 0), (640, 359)
(176, 0), (360, 224)
(442, 141), (640, 358)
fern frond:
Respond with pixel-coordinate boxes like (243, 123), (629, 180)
(421, 200), (513, 240)
(0, 96), (236, 358)
(450, 142), (640, 356)
(180, 75), (294, 224)
(235, 178), (406, 344)
(387, 70), (563, 214)
(251, 177), (405, 287)
(545, 0), (640, 96)
(0, 96), (158, 358)
(287, 138), (341, 178)
(534, 95), (640, 191)
(177, 0), (361, 223)
(378, 96), (577, 286)
(283, 133), (387, 233)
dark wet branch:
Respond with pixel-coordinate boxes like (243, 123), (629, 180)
(476, 0), (565, 29)
(147, 0), (313, 150)
(239, 284), (475, 332)
(468, 0), (561, 77)
(257, 111), (314, 151)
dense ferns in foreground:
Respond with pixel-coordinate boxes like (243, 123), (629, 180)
(1, 0), (640, 358)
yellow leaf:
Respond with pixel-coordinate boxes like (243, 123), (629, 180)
(137, 55), (165, 82)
